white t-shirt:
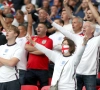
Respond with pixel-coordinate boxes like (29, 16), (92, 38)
(0, 43), (22, 82)
(16, 37), (28, 70)
(63, 24), (74, 33)
(49, 31), (64, 53)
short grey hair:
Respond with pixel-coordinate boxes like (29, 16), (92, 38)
(72, 16), (83, 24)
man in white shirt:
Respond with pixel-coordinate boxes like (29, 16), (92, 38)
(16, 25), (28, 85)
(0, 25), (23, 90)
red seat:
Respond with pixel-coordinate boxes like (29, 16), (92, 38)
(98, 72), (100, 78)
(82, 86), (86, 90)
(48, 78), (52, 85)
(96, 86), (100, 90)
(41, 86), (50, 90)
(21, 85), (38, 90)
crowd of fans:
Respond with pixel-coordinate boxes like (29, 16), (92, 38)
(0, 0), (100, 90)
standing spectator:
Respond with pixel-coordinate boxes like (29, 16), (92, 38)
(0, 25), (23, 90)
(16, 25), (28, 85)
(25, 22), (53, 88)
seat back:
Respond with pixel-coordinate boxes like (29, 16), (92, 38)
(21, 85), (38, 90)
(41, 86), (50, 90)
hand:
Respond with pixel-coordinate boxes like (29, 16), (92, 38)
(47, 13), (53, 23)
(26, 34), (36, 45)
(63, 0), (69, 6)
(82, 35), (89, 45)
(85, 0), (91, 2)
(26, 34), (33, 44)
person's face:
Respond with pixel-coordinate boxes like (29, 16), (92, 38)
(24, 0), (30, 4)
(6, 29), (17, 40)
(81, 0), (88, 9)
(72, 18), (82, 32)
(68, 0), (76, 6)
(62, 40), (69, 46)
(62, 40), (70, 55)
(86, 10), (95, 21)
(36, 24), (47, 36)
(82, 22), (94, 36)
(5, 17), (13, 24)
(61, 11), (69, 21)
(38, 9), (47, 20)
(50, 6), (58, 13)
(54, 0), (59, 6)
(18, 26), (26, 37)
(16, 12), (23, 20)
(43, 0), (49, 8)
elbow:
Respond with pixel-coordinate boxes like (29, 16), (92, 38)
(8, 63), (16, 67)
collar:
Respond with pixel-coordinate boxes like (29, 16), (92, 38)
(7, 42), (16, 46)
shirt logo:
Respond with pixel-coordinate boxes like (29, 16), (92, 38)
(42, 40), (46, 44)
(5, 49), (8, 53)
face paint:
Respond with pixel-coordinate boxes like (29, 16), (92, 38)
(62, 45), (69, 54)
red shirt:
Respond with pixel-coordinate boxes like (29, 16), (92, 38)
(26, 36), (53, 70)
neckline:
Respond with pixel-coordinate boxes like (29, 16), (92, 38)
(7, 42), (16, 46)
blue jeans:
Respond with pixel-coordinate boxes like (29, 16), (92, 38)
(76, 74), (96, 90)
(19, 69), (26, 85)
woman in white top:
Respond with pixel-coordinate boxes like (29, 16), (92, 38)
(27, 35), (87, 90)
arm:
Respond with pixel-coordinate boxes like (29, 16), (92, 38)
(0, 48), (23, 67)
(51, 22), (82, 46)
(0, 14), (8, 31)
(34, 43), (59, 63)
(0, 57), (19, 67)
(87, 0), (100, 25)
(27, 13), (33, 36)
(63, 0), (73, 19)
(73, 37), (88, 68)
(25, 44), (45, 55)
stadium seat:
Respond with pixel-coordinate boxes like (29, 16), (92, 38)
(21, 85), (38, 90)
(82, 86), (86, 90)
(96, 86), (100, 90)
(41, 86), (50, 90)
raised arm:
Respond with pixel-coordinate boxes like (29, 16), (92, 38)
(63, 0), (73, 19)
(47, 15), (82, 46)
(73, 37), (88, 68)
(87, 0), (100, 25)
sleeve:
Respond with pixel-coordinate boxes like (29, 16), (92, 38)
(13, 48), (23, 61)
(52, 22), (83, 46)
(72, 45), (86, 68)
(35, 43), (59, 63)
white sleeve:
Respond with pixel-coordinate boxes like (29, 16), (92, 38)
(52, 22), (83, 45)
(72, 45), (86, 68)
(13, 48), (23, 61)
(35, 43), (58, 63)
